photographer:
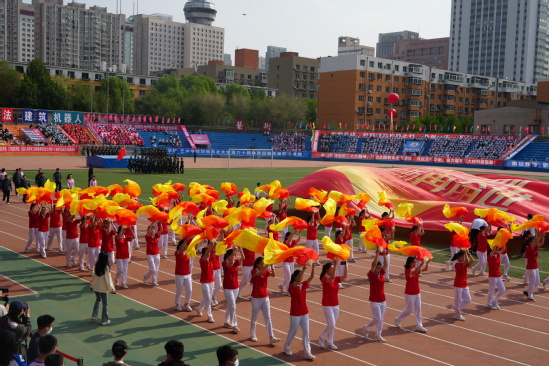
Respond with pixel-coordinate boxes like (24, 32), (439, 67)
(0, 300), (31, 360)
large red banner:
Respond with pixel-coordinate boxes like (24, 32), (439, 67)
(311, 152), (502, 166)
(0, 146), (79, 153)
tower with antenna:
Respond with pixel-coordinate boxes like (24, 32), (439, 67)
(183, 0), (217, 25)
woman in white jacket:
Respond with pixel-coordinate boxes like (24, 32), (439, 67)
(91, 252), (116, 325)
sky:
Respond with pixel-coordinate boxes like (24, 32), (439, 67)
(62, 0), (452, 59)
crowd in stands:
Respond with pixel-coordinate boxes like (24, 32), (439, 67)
(360, 135), (404, 155)
(0, 127), (17, 145)
(466, 137), (515, 160)
(61, 124), (93, 145)
(148, 131), (183, 148)
(272, 132), (307, 152)
(36, 124), (71, 146)
(428, 135), (474, 158)
(318, 132), (360, 153)
(97, 125), (144, 146)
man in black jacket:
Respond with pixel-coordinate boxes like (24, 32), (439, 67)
(158, 340), (190, 366)
(0, 300), (32, 360)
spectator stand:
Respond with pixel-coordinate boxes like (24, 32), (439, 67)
(0, 124), (22, 145)
(61, 124), (96, 145)
(36, 123), (74, 145)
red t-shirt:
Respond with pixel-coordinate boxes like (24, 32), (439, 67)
(453, 262), (470, 288)
(284, 240), (296, 263)
(306, 223), (317, 240)
(404, 268), (420, 295)
(267, 227), (279, 241)
(61, 212), (69, 230)
(161, 220), (168, 235)
(101, 228), (116, 252)
(175, 251), (191, 276)
(321, 276), (342, 306)
(410, 232), (421, 246)
(210, 252), (221, 270)
(28, 211), (39, 229)
(242, 248), (256, 267)
(476, 233), (488, 252)
(487, 253), (501, 277)
(278, 210), (287, 221)
(251, 269), (270, 298)
(222, 259), (240, 289)
(525, 245), (538, 270)
(199, 256), (214, 283)
(145, 233), (160, 255)
(79, 222), (89, 243)
(289, 281), (310, 316)
(50, 211), (62, 228)
(88, 227), (102, 248)
(66, 219), (79, 240)
(115, 237), (130, 259)
(38, 213), (50, 232)
(368, 269), (386, 302)
(358, 219), (366, 233)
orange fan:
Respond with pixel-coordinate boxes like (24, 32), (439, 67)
(295, 197), (320, 212)
(123, 179), (142, 198)
(174, 224), (202, 238)
(107, 184), (124, 197)
(377, 191), (395, 210)
(137, 205), (169, 222)
(220, 182), (238, 197)
(308, 187), (328, 203)
(442, 204), (468, 219)
(388, 242), (433, 261)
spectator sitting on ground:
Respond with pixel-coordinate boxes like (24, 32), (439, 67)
(103, 340), (130, 366)
(44, 353), (64, 366)
(216, 345), (238, 366)
(27, 314), (55, 363)
(28, 334), (57, 365)
(158, 340), (190, 366)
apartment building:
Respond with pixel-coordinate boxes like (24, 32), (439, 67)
(267, 52), (319, 99)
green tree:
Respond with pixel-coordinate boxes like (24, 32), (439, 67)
(0, 62), (21, 107)
(196, 93), (225, 125)
(70, 81), (93, 112)
(303, 98), (317, 123)
(95, 76), (134, 114)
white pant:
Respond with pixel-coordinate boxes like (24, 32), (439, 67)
(453, 287), (471, 318)
(335, 261), (345, 277)
(525, 269), (540, 298)
(325, 225), (332, 238)
(88, 247), (101, 269)
(320, 305), (339, 345)
(487, 277), (505, 307)
(365, 301), (386, 337)
(250, 297), (274, 338)
(346, 238), (354, 259)
(37, 231), (48, 257)
(280, 262), (294, 292)
(115, 258), (130, 286)
(159, 234), (168, 257)
(25, 228), (38, 251)
(78, 243), (89, 269)
(284, 314), (310, 354)
(131, 224), (139, 248)
(395, 294), (423, 328)
(197, 282), (214, 317)
(175, 274), (192, 306)
(472, 251), (487, 273)
(224, 288), (239, 327)
(168, 228), (177, 245)
(212, 269), (222, 302)
(144, 254), (160, 284)
(306, 239), (320, 256)
(378, 254), (391, 280)
(358, 233), (365, 251)
(65, 238), (79, 265)
(501, 254), (510, 276)
(106, 251), (115, 268)
(47, 226), (63, 251)
(238, 266), (253, 297)
(446, 246), (460, 269)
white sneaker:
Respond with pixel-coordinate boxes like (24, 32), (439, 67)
(238, 296), (251, 301)
(176, 305), (182, 311)
(142, 276), (147, 284)
(212, 300), (219, 307)
(503, 275), (511, 281)
(232, 326), (240, 334)
(121, 284), (128, 289)
(284, 349), (292, 356)
(207, 316), (214, 323)
(318, 336), (326, 349)
(183, 304), (192, 312)
(326, 343), (338, 350)
(250, 334), (257, 342)
(446, 261), (451, 271)
(304, 353), (316, 360)
(270, 336), (281, 344)
(153, 282), (159, 287)
(278, 283), (284, 293)
(374, 336), (386, 343)
(196, 308), (203, 317)
(455, 315), (465, 321)
(338, 283), (344, 289)
(224, 322), (233, 329)
(394, 317), (402, 329)
(362, 326), (369, 339)
(100, 320), (111, 325)
(416, 326), (427, 333)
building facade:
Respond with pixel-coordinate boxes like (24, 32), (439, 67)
(337, 36), (374, 57)
(235, 48), (258, 69)
(317, 54), (537, 130)
(449, 0), (549, 84)
(267, 52), (319, 99)
(0, 0), (34, 63)
(376, 30), (419, 57)
(265, 45), (287, 70)
(384, 37), (449, 70)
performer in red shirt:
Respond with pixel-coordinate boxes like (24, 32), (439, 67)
(249, 257), (280, 344)
(306, 213), (321, 266)
(445, 216), (463, 271)
(487, 246), (505, 309)
(363, 247), (388, 343)
(277, 199), (289, 237)
(278, 230), (302, 296)
(410, 224), (425, 274)
(210, 247), (222, 307)
(64, 214), (80, 267)
(472, 225), (489, 276)
(378, 227), (394, 282)
(114, 225), (134, 289)
(174, 238), (192, 312)
(78, 214), (91, 271)
(334, 230), (347, 289)
(524, 233), (545, 301)
(36, 204), (51, 258)
(87, 217), (103, 270)
(24, 203), (40, 253)
(394, 256), (430, 333)
(100, 219), (117, 267)
(344, 214), (356, 263)
(283, 262), (316, 360)
(222, 246), (244, 333)
(143, 222), (161, 286)
(46, 206), (64, 253)
(319, 258), (347, 350)
(159, 216), (169, 259)
(197, 240), (215, 323)
(357, 209), (371, 253)
(451, 249), (474, 320)
(238, 247), (255, 300)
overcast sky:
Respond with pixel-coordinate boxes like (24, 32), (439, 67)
(63, 0), (452, 59)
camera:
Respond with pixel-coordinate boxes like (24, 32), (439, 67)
(1, 288), (9, 305)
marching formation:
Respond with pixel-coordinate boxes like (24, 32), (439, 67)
(16, 178), (548, 361)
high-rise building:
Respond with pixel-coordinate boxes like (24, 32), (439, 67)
(337, 36), (374, 57)
(267, 52), (319, 99)
(183, 0), (217, 26)
(33, 0), (126, 71)
(384, 37), (449, 69)
(235, 48), (258, 69)
(265, 45), (287, 70)
(123, 17), (135, 73)
(258, 56), (266, 70)
(224, 53), (232, 66)
(376, 31), (419, 57)
(18, 2), (35, 64)
(0, 0), (33, 63)
(449, 0), (549, 84)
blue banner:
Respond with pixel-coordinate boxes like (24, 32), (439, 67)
(402, 140), (425, 153)
(52, 111), (84, 125)
(504, 160), (549, 170)
(37, 110), (48, 123)
(167, 148), (311, 158)
(23, 109), (34, 123)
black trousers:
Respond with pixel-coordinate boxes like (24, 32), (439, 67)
(2, 190), (10, 203)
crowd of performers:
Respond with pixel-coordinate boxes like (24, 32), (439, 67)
(17, 179), (548, 360)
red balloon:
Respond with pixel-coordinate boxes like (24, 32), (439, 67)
(387, 93), (400, 104)
(387, 109), (397, 118)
